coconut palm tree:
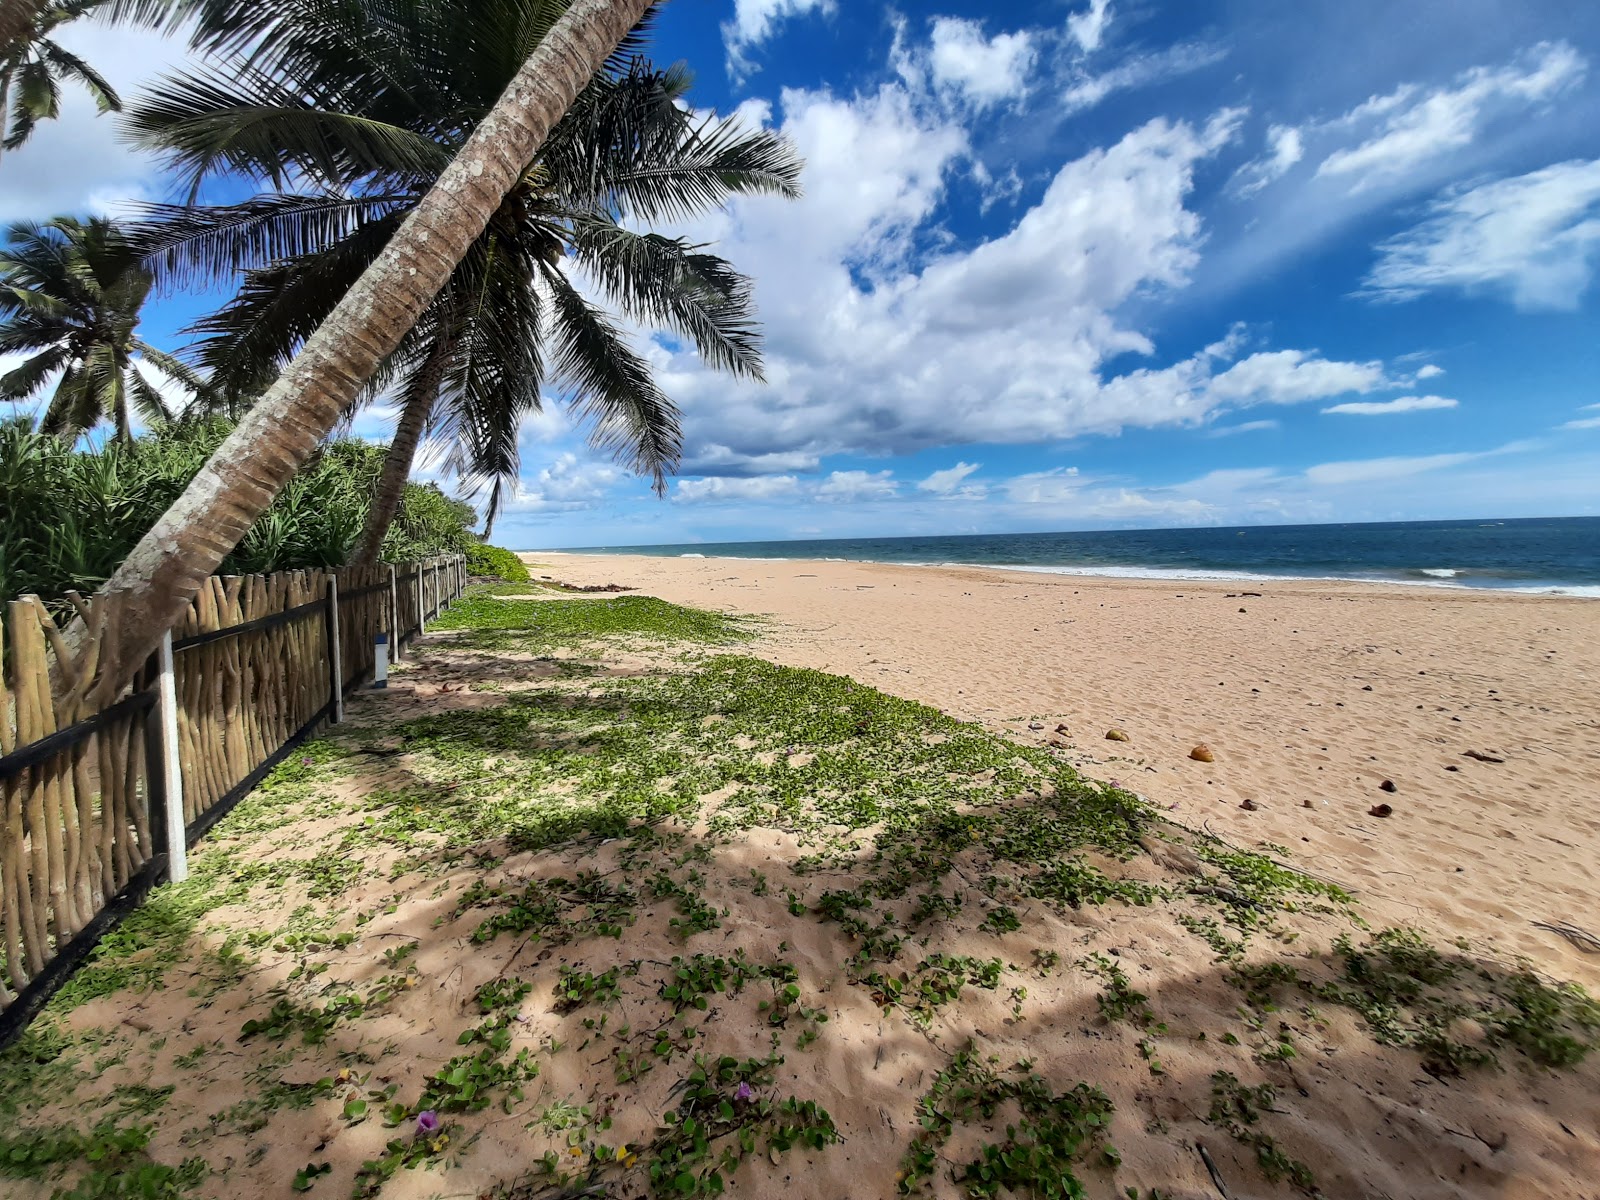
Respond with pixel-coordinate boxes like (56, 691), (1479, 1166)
(0, 215), (209, 441)
(128, 0), (799, 564)
(86, 0), (663, 691)
(0, 0), (120, 158)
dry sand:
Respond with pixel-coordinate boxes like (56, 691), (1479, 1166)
(527, 552), (1600, 989)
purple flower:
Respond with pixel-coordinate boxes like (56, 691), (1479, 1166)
(733, 1082), (755, 1103)
(416, 1110), (440, 1135)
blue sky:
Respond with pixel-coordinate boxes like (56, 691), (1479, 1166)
(4, 0), (1600, 548)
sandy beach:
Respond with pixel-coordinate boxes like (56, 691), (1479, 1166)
(14, 562), (1600, 1200)
(528, 552), (1600, 987)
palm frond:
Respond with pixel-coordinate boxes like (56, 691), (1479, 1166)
(5, 58), (60, 149)
(568, 215), (764, 378)
(125, 61), (451, 192)
(540, 63), (803, 222)
(127, 364), (173, 426)
(438, 240), (544, 498)
(539, 260), (680, 492)
(39, 39), (120, 111)
(0, 345), (66, 399)
(183, 208), (403, 401)
(128, 192), (411, 288)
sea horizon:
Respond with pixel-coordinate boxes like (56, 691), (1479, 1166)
(529, 515), (1600, 598)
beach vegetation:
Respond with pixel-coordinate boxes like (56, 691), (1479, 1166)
(0, 420), (479, 605)
(2, 594), (1594, 1198)
(465, 543), (531, 583)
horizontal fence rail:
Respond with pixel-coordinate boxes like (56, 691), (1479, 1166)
(0, 554), (465, 1042)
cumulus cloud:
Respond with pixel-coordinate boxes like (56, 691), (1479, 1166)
(503, 453), (622, 512)
(816, 469), (898, 501)
(917, 461), (982, 494)
(1066, 0), (1113, 54)
(0, 22), (192, 223)
(923, 17), (1036, 109)
(675, 475), (802, 503)
(1313, 42), (1585, 190)
(649, 96), (1369, 476)
(1322, 394), (1458, 415)
(1415, 364), (1446, 380)
(722, 0), (833, 76)
(1364, 159), (1600, 311)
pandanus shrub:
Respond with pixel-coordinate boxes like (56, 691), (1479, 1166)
(0, 419), (481, 606)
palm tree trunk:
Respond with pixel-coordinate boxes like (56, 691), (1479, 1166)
(0, 68), (12, 166)
(85, 0), (655, 694)
(350, 335), (453, 567)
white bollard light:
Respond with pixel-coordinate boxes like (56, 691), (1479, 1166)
(373, 631), (389, 688)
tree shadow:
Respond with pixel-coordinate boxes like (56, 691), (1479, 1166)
(7, 643), (1597, 1200)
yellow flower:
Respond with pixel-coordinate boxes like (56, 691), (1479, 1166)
(570, 1146), (583, 1157)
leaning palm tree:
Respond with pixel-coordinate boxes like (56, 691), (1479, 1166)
(129, 0), (799, 564)
(0, 215), (209, 441)
(0, 0), (120, 157)
(84, 0), (664, 692)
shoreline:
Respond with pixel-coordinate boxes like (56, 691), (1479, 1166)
(525, 547), (1600, 601)
(520, 550), (1600, 989)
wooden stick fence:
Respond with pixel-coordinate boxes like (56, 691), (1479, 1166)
(0, 554), (465, 1042)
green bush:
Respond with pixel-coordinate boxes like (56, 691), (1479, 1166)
(465, 543), (530, 583)
(0, 420), (479, 605)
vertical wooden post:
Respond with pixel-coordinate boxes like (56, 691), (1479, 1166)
(156, 632), (188, 884)
(415, 561), (425, 637)
(388, 564), (401, 660)
(326, 576), (344, 724)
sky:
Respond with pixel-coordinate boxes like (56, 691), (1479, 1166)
(4, 0), (1600, 549)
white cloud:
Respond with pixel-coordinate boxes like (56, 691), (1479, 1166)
(681, 445), (821, 475)
(1003, 467), (1082, 505)
(645, 88), (1400, 478)
(1061, 41), (1227, 114)
(1561, 416), (1600, 430)
(977, 440), (1564, 527)
(0, 22), (191, 223)
(504, 453), (622, 512)
(1415, 364), (1446, 380)
(675, 475), (802, 503)
(1207, 350), (1389, 406)
(1303, 451), (1483, 486)
(723, 0), (833, 77)
(1232, 124), (1304, 197)
(1066, 0), (1113, 54)
(1322, 394), (1458, 415)
(917, 461), (982, 494)
(924, 17), (1036, 110)
(1205, 419), (1279, 437)
(816, 469), (898, 501)
(1364, 159), (1600, 311)
(1315, 42), (1585, 190)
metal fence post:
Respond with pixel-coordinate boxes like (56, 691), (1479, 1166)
(388, 564), (401, 660)
(156, 632), (188, 883)
(326, 575), (344, 724)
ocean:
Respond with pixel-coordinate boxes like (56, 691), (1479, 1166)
(560, 517), (1600, 597)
